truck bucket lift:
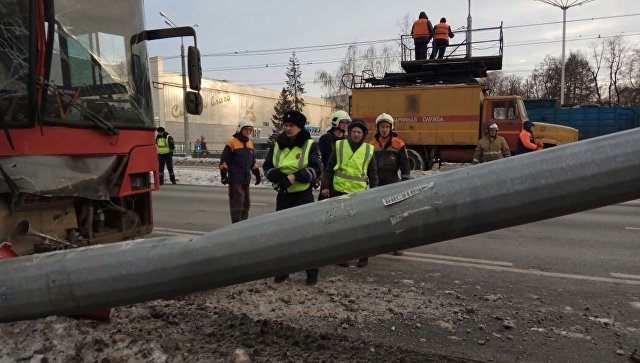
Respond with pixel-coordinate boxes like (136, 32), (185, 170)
(2, 128), (640, 322)
(397, 24), (504, 84)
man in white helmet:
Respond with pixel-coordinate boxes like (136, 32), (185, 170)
(472, 122), (511, 164)
(317, 110), (351, 201)
(219, 120), (262, 223)
(370, 112), (411, 256)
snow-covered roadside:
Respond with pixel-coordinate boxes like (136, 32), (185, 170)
(170, 157), (466, 187)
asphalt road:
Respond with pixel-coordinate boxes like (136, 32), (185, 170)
(151, 183), (640, 362)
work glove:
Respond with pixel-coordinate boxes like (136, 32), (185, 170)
(268, 169), (288, 182)
(277, 175), (293, 191)
(220, 169), (228, 185)
(252, 169), (262, 185)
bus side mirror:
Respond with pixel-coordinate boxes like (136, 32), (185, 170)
(185, 91), (203, 115)
(187, 46), (202, 91)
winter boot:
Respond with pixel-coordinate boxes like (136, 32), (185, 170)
(273, 274), (289, 283)
(356, 258), (368, 268)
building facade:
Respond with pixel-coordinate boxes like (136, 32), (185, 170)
(150, 57), (334, 152)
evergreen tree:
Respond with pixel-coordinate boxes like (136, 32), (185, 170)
(285, 51), (305, 112)
(269, 87), (293, 143)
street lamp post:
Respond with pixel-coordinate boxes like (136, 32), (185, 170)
(534, 0), (595, 106)
(466, 0), (472, 58)
(160, 11), (193, 155)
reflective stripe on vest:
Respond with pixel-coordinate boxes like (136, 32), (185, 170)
(433, 23), (450, 40)
(333, 140), (373, 194)
(156, 136), (171, 154)
(272, 139), (313, 193)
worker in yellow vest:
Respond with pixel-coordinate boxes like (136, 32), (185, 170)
(263, 110), (323, 285)
(430, 17), (455, 59)
(321, 119), (378, 267)
(156, 127), (176, 185)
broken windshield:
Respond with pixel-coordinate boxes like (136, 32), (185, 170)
(0, 1), (29, 126)
(0, 0), (153, 129)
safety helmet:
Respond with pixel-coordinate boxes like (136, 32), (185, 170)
(236, 119), (254, 133)
(487, 123), (499, 131)
(375, 113), (394, 130)
(330, 110), (351, 128)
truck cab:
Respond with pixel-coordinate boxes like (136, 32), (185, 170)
(484, 97), (578, 152)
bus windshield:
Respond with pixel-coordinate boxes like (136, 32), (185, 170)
(0, 0), (154, 129)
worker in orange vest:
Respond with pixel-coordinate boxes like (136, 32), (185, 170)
(411, 11), (433, 60)
(517, 121), (544, 154)
(430, 17), (455, 60)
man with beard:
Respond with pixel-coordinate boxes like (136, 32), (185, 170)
(263, 110), (323, 285)
(317, 110), (351, 200)
(321, 119), (378, 268)
(219, 120), (262, 223)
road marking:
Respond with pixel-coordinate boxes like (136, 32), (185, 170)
(152, 227), (639, 286)
(251, 203), (268, 206)
(383, 255), (640, 285)
(610, 273), (640, 280)
(402, 251), (513, 266)
(624, 227), (640, 230)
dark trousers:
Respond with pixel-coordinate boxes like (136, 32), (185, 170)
(229, 183), (250, 223)
(414, 38), (429, 60)
(275, 189), (318, 278)
(430, 39), (448, 59)
(158, 153), (175, 184)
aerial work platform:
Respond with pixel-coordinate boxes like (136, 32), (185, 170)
(398, 24), (503, 84)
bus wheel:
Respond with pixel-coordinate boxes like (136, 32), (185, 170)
(407, 149), (425, 171)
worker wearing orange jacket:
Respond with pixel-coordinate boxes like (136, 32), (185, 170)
(430, 17), (455, 59)
(411, 12), (433, 60)
(517, 121), (544, 154)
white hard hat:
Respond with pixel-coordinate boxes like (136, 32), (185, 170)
(488, 123), (499, 131)
(375, 113), (394, 130)
(236, 119), (254, 133)
(330, 110), (351, 128)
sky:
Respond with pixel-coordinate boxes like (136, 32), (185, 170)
(143, 0), (640, 97)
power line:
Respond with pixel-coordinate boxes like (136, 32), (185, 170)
(158, 12), (640, 60)
(161, 30), (639, 75)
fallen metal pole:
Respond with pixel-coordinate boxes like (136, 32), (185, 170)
(2, 128), (640, 322)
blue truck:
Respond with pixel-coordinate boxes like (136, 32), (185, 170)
(524, 99), (640, 140)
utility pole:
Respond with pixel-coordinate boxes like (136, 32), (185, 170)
(160, 11), (193, 154)
(534, 0), (595, 106)
(466, 0), (472, 58)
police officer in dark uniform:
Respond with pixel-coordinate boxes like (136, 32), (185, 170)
(156, 127), (176, 185)
(263, 110), (323, 285)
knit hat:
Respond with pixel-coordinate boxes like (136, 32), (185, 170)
(282, 110), (307, 129)
(156, 127), (165, 133)
(419, 11), (427, 19)
(348, 119), (369, 138)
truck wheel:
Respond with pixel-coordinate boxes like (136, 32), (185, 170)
(407, 149), (425, 171)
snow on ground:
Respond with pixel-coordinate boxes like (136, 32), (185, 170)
(171, 157), (467, 187)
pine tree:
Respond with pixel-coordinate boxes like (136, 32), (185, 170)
(269, 87), (293, 143)
(285, 51), (305, 112)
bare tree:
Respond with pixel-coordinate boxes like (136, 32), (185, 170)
(620, 48), (640, 105)
(528, 55), (562, 99)
(588, 41), (605, 104)
(603, 36), (628, 106)
(485, 71), (525, 96)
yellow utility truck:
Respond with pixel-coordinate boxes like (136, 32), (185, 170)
(350, 83), (578, 170)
